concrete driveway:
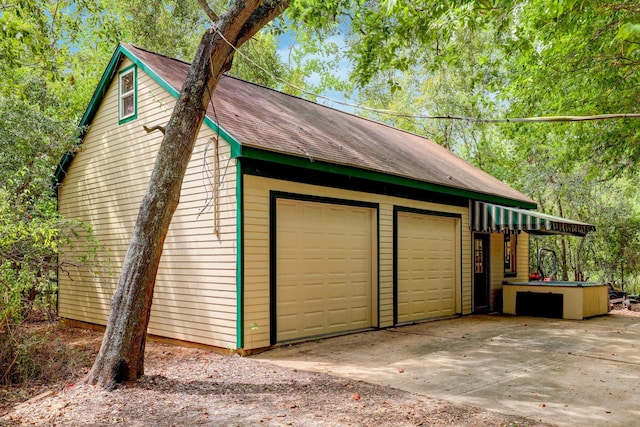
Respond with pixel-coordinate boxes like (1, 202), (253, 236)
(254, 313), (640, 427)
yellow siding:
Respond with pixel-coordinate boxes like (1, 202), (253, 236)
(582, 285), (609, 318)
(58, 58), (238, 349)
(489, 232), (530, 311)
(243, 175), (471, 349)
(516, 233), (530, 282)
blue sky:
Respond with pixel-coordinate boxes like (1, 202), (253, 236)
(276, 29), (356, 114)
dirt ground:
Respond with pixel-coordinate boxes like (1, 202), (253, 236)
(6, 305), (639, 426)
(0, 324), (554, 426)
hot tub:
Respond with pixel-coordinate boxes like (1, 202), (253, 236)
(503, 281), (609, 320)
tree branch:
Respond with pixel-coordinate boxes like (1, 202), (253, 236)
(234, 0), (290, 47)
(197, 0), (218, 21)
(203, 0), (289, 87)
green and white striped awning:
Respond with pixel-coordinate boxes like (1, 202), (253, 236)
(472, 201), (595, 237)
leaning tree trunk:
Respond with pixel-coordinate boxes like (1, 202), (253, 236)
(86, 0), (289, 389)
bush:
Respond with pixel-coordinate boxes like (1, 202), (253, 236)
(0, 322), (93, 386)
(0, 189), (99, 385)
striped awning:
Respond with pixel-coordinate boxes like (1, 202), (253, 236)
(472, 201), (596, 237)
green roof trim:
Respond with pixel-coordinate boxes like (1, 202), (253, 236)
(236, 159), (245, 349)
(123, 45), (241, 154)
(117, 64), (138, 124)
(54, 43), (242, 185)
(79, 45), (125, 129)
(236, 146), (538, 209)
(55, 42), (535, 212)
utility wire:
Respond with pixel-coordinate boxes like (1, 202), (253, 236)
(212, 27), (640, 124)
(376, 112), (640, 123)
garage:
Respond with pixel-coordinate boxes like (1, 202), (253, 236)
(274, 197), (376, 343)
(395, 209), (459, 324)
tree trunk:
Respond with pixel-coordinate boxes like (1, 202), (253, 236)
(85, 0), (288, 389)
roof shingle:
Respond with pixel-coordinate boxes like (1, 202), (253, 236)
(125, 44), (535, 206)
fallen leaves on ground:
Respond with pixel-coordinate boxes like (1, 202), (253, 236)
(2, 325), (549, 426)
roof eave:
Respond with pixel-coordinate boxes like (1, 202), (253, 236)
(54, 44), (126, 186)
(55, 44), (535, 210)
(235, 146), (538, 209)
(54, 43), (243, 187)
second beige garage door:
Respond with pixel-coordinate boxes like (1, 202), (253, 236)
(396, 211), (458, 324)
(275, 198), (375, 343)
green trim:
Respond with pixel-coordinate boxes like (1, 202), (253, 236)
(392, 208), (398, 325)
(117, 64), (138, 124)
(236, 159), (244, 349)
(79, 45), (126, 129)
(392, 206), (463, 325)
(54, 43), (243, 186)
(375, 208), (380, 329)
(394, 206), (464, 219)
(270, 191), (379, 210)
(121, 45), (241, 152)
(460, 215), (464, 315)
(269, 192), (277, 346)
(237, 147), (537, 210)
(55, 44), (126, 185)
(269, 191), (379, 345)
(242, 158), (471, 208)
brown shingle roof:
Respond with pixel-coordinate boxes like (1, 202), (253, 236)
(125, 44), (535, 206)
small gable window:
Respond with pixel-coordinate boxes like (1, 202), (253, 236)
(118, 65), (137, 123)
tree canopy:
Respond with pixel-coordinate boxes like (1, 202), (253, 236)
(2, 0), (640, 387)
(303, 0), (640, 285)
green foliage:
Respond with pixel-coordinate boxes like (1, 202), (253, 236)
(0, 96), (100, 384)
(1, 1), (639, 349)
(228, 30), (288, 87)
(498, 1), (640, 170)
(98, 0), (287, 85)
(0, 1), (104, 384)
(0, 94), (98, 324)
(105, 0), (209, 60)
(617, 22), (640, 55)
(316, 0), (640, 287)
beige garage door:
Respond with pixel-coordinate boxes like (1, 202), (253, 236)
(276, 198), (374, 343)
(397, 211), (457, 323)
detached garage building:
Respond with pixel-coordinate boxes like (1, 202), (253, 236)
(56, 44), (591, 352)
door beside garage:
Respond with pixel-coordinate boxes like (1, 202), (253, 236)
(395, 209), (460, 324)
(274, 197), (377, 343)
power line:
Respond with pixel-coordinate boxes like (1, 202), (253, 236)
(212, 27), (640, 124)
(368, 112), (640, 123)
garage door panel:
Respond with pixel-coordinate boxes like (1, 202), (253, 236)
(276, 199), (374, 343)
(397, 212), (457, 324)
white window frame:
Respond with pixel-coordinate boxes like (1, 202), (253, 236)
(118, 66), (137, 123)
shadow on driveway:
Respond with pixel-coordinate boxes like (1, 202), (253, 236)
(254, 314), (640, 427)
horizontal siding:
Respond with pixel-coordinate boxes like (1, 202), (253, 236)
(461, 222), (472, 315)
(516, 233), (530, 282)
(242, 175), (471, 349)
(489, 232), (530, 311)
(58, 58), (238, 349)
